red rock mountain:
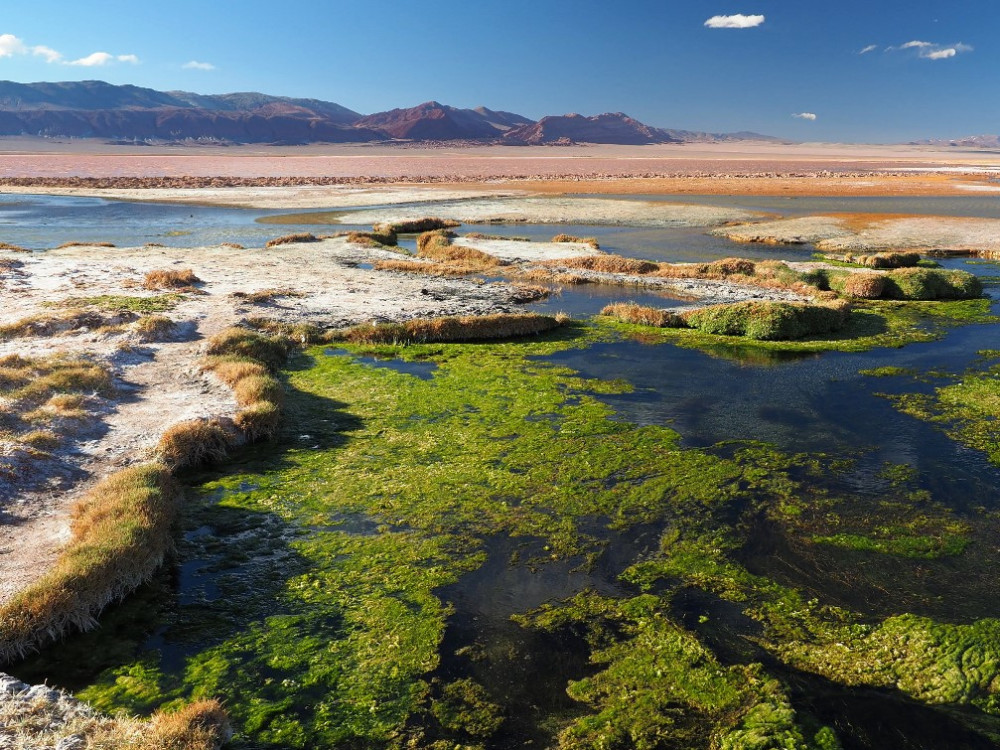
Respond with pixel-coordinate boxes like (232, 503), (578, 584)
(502, 112), (679, 145)
(355, 101), (531, 140)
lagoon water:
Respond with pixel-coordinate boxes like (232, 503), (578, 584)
(10, 192), (1000, 748)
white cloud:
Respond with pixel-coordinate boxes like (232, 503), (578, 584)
(68, 51), (114, 67)
(886, 39), (971, 60)
(0, 34), (27, 58)
(182, 60), (215, 71)
(858, 44), (878, 54)
(792, 112), (817, 121)
(117, 54), (139, 64)
(925, 48), (956, 60)
(31, 45), (61, 63)
(704, 14), (765, 29)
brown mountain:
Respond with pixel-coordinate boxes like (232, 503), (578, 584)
(355, 101), (531, 140)
(909, 135), (1000, 148)
(502, 112), (678, 145)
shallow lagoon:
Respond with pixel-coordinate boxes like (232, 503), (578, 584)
(9, 193), (1000, 748)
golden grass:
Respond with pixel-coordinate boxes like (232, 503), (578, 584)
(265, 232), (318, 248)
(205, 327), (290, 371)
(157, 419), (233, 470)
(514, 268), (593, 285)
(0, 463), (179, 661)
(386, 217), (461, 234)
(142, 269), (200, 291)
(0, 242), (28, 252)
(415, 229), (458, 253)
(510, 284), (553, 302)
(338, 313), (568, 344)
(551, 233), (600, 249)
(233, 400), (282, 441)
(220, 242), (244, 250)
(233, 374), (284, 408)
(0, 310), (136, 340)
(542, 254), (659, 275)
(201, 358), (269, 388)
(56, 241), (116, 248)
(600, 302), (686, 328)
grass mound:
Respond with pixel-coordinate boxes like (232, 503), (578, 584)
(142, 269), (200, 290)
(883, 268), (983, 300)
(339, 313), (568, 344)
(265, 233), (318, 248)
(416, 230), (505, 270)
(683, 300), (851, 341)
(600, 303), (686, 328)
(158, 419), (234, 470)
(844, 251), (921, 269)
(841, 272), (886, 299)
(133, 315), (175, 342)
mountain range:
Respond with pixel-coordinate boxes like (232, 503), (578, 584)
(0, 79), (782, 146)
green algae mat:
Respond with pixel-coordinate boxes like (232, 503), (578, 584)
(19, 315), (1000, 749)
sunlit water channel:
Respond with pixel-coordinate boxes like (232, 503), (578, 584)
(8, 192), (1000, 748)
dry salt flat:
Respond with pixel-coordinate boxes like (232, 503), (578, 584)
(713, 215), (1000, 256)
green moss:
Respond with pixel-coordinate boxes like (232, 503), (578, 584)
(48, 294), (183, 313)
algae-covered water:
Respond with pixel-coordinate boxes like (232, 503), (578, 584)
(11, 194), (1000, 749)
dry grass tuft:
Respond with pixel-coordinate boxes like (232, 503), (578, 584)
(841, 272), (886, 299)
(373, 259), (483, 277)
(233, 400), (282, 440)
(552, 233), (600, 249)
(230, 288), (305, 305)
(219, 242), (244, 249)
(201, 357), (270, 388)
(56, 241), (116, 249)
(233, 374), (284, 408)
(133, 315), (175, 342)
(544, 254), (659, 275)
(387, 217), (461, 234)
(339, 313), (567, 344)
(515, 268), (593, 285)
(265, 232), (319, 248)
(0, 242), (28, 252)
(158, 419), (234, 470)
(510, 284), (553, 303)
(205, 327), (290, 371)
(600, 303), (687, 328)
(844, 251), (922, 269)
(143, 268), (200, 290)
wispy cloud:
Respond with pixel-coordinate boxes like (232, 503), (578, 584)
(858, 44), (878, 55)
(182, 60), (215, 71)
(884, 39), (972, 60)
(792, 112), (817, 121)
(704, 14), (765, 29)
(0, 33), (138, 67)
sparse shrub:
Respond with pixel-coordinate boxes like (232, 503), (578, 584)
(600, 303), (687, 328)
(205, 327), (290, 371)
(683, 300), (851, 341)
(158, 419), (234, 469)
(133, 315), (175, 342)
(265, 232), (318, 248)
(143, 268), (200, 290)
(841, 273), (886, 299)
(882, 268), (983, 300)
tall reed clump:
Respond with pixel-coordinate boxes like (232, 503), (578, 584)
(682, 300), (852, 341)
(0, 463), (179, 662)
(339, 313), (568, 344)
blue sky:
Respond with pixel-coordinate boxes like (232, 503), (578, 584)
(0, 0), (995, 142)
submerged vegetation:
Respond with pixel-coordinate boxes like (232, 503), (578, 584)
(23, 299), (995, 748)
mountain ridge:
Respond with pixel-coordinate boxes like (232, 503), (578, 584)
(0, 80), (783, 146)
